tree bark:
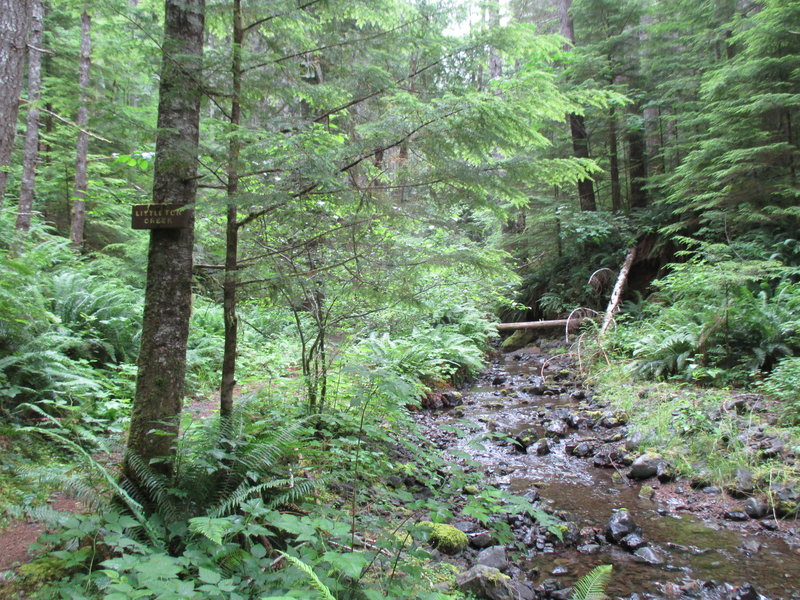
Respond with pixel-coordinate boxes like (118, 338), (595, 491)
(69, 9), (91, 248)
(125, 0), (204, 480)
(600, 247), (637, 335)
(15, 0), (43, 232)
(0, 0), (32, 205)
(627, 121), (647, 209)
(220, 0), (242, 418)
(496, 318), (589, 331)
(608, 107), (622, 212)
(558, 0), (596, 212)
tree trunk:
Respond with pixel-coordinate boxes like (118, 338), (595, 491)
(69, 9), (91, 248)
(0, 0), (32, 205)
(608, 107), (622, 212)
(15, 0), (43, 232)
(220, 0), (242, 418)
(558, 0), (596, 212)
(125, 0), (204, 481)
(600, 247), (637, 335)
(627, 121), (647, 209)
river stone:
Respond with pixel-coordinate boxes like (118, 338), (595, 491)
(532, 439), (551, 456)
(454, 521), (479, 534)
(620, 533), (647, 551)
(744, 498), (768, 519)
(470, 531), (497, 549)
(605, 509), (640, 543)
(572, 442), (594, 458)
(455, 565), (535, 600)
(577, 544), (601, 554)
(477, 546), (509, 571)
(546, 421), (568, 438)
(625, 430), (644, 451)
(728, 468), (755, 498)
(724, 511), (749, 522)
(628, 453), (663, 480)
(633, 546), (664, 565)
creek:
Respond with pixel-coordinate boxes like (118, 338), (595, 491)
(431, 346), (800, 599)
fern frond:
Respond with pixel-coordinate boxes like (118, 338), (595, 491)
(278, 552), (336, 600)
(570, 565), (612, 600)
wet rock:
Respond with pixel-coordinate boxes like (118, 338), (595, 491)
(571, 389), (586, 400)
(628, 453), (667, 480)
(732, 583), (760, 600)
(492, 375), (507, 386)
(565, 413), (587, 429)
(739, 539), (761, 555)
(455, 565), (535, 600)
(550, 589), (573, 600)
(531, 439), (551, 456)
(513, 432), (537, 453)
(702, 486), (721, 495)
(769, 485), (799, 517)
(605, 509), (640, 543)
(744, 498), (768, 519)
(577, 544), (601, 554)
(728, 468), (754, 498)
(477, 545), (509, 571)
(551, 565), (569, 576)
(546, 421), (568, 438)
(572, 442), (595, 458)
(633, 546), (664, 565)
(620, 533), (647, 551)
(625, 430), (644, 451)
(599, 411), (625, 428)
(454, 521), (478, 533)
(638, 485), (655, 500)
(723, 511), (749, 522)
(470, 531), (497, 549)
(759, 520), (778, 531)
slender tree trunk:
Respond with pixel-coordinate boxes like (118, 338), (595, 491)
(69, 9), (91, 248)
(627, 121), (647, 209)
(220, 0), (242, 418)
(0, 0), (32, 205)
(608, 107), (622, 212)
(15, 0), (43, 232)
(558, 0), (596, 211)
(125, 0), (204, 481)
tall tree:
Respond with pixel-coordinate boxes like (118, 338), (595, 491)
(558, 0), (596, 211)
(125, 0), (204, 480)
(69, 8), (91, 247)
(15, 0), (44, 232)
(0, 0), (32, 205)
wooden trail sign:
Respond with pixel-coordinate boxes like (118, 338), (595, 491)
(131, 204), (192, 229)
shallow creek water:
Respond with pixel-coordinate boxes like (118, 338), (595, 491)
(436, 349), (800, 599)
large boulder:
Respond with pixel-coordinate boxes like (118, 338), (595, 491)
(456, 565), (535, 600)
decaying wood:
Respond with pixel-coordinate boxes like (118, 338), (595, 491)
(600, 246), (637, 334)
(496, 318), (588, 331)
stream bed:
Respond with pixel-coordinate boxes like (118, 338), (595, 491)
(427, 346), (800, 599)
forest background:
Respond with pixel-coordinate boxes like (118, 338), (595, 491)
(0, 0), (799, 598)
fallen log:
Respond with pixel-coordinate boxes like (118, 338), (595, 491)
(600, 246), (637, 335)
(495, 318), (589, 331)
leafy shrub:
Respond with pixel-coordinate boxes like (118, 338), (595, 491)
(762, 357), (800, 424)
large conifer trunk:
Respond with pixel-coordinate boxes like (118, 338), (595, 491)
(16, 0), (43, 232)
(125, 0), (204, 479)
(0, 0), (32, 204)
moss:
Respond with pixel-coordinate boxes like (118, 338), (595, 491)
(501, 330), (535, 351)
(420, 521), (469, 554)
(638, 485), (655, 499)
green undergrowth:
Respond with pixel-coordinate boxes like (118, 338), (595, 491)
(592, 363), (800, 494)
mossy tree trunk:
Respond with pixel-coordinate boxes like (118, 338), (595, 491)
(125, 0), (204, 481)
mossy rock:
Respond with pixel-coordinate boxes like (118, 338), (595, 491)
(420, 521), (469, 554)
(501, 330), (535, 351)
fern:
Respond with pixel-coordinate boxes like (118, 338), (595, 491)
(570, 565), (613, 600)
(278, 552), (337, 600)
